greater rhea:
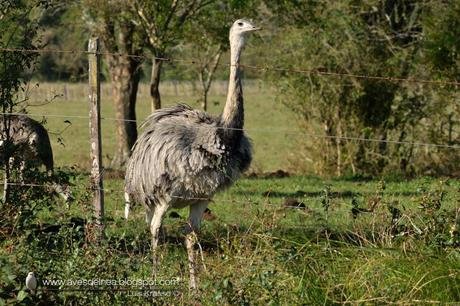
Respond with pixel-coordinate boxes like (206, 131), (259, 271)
(124, 19), (259, 288)
(0, 114), (72, 202)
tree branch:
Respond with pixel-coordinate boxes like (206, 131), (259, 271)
(204, 45), (222, 92)
(161, 0), (179, 36)
(131, 0), (159, 48)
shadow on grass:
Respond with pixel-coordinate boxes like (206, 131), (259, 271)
(26, 217), (86, 250)
(23, 208), (434, 261)
(235, 189), (418, 199)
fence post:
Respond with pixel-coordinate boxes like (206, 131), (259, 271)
(88, 37), (104, 241)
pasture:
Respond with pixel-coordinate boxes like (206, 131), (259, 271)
(1, 84), (459, 304)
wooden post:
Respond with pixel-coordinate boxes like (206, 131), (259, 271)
(88, 37), (104, 240)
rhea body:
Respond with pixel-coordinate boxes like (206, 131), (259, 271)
(124, 19), (258, 287)
(0, 115), (53, 172)
(0, 114), (72, 201)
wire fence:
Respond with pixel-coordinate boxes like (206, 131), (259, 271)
(4, 176), (453, 235)
(2, 47), (460, 87)
(3, 179), (401, 220)
(18, 81), (267, 102)
(5, 181), (309, 210)
(1, 110), (459, 150)
(1, 46), (459, 225)
(2, 46), (459, 150)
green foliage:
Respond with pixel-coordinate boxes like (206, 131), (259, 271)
(1, 0), (47, 214)
(129, 0), (214, 56)
(0, 0), (78, 244)
(0, 0), (40, 109)
(264, 0), (460, 176)
(82, 0), (145, 54)
(422, 1), (460, 79)
(0, 167), (77, 238)
(35, 1), (88, 82)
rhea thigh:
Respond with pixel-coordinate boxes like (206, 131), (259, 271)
(187, 201), (209, 233)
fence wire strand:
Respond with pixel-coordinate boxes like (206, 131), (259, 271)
(2, 47), (460, 87)
(3, 179), (420, 211)
(1, 111), (459, 150)
(2, 47), (460, 149)
(4, 181), (315, 210)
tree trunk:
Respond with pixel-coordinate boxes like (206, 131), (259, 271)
(96, 18), (144, 169)
(199, 49), (222, 112)
(201, 91), (208, 112)
(107, 56), (141, 169)
(150, 58), (163, 112)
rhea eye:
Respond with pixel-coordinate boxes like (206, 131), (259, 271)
(238, 22), (243, 26)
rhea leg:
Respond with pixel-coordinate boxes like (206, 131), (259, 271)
(19, 160), (25, 184)
(185, 201), (209, 290)
(124, 192), (131, 219)
(51, 183), (74, 203)
(149, 202), (169, 275)
(146, 207), (153, 225)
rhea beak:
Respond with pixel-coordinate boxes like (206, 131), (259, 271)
(251, 26), (262, 32)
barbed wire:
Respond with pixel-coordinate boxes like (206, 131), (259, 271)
(1, 47), (459, 215)
(0, 47), (194, 64)
(1, 111), (459, 150)
(1, 47), (460, 87)
(2, 48), (460, 149)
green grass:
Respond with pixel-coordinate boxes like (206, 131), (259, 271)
(1, 83), (459, 304)
(30, 82), (298, 172)
(2, 175), (459, 304)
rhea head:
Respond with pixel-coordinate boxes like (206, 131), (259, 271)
(229, 19), (260, 63)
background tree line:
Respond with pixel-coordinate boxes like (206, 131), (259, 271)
(264, 0), (460, 177)
(5, 0), (460, 176)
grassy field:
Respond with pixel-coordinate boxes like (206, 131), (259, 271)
(23, 82), (297, 172)
(1, 83), (459, 304)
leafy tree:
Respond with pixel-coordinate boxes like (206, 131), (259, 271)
(422, 0), (460, 81)
(184, 0), (259, 111)
(0, 0), (42, 203)
(414, 0), (460, 175)
(35, 1), (88, 81)
(0, 0), (75, 233)
(129, 0), (215, 111)
(264, 0), (448, 176)
(83, 0), (145, 168)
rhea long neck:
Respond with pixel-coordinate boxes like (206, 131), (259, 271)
(221, 34), (245, 134)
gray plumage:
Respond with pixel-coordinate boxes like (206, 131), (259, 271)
(124, 19), (260, 289)
(0, 114), (53, 172)
(125, 19), (259, 217)
(0, 114), (72, 202)
(125, 103), (252, 210)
